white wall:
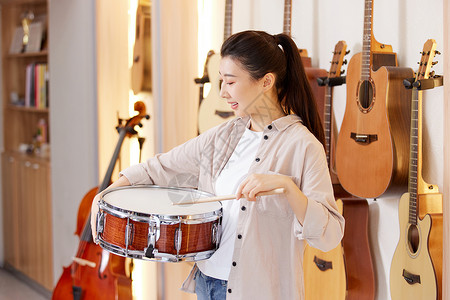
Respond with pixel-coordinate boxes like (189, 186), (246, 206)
(214, 1), (444, 299)
(49, 0), (98, 284)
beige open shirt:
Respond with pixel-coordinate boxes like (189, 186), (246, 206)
(120, 115), (345, 299)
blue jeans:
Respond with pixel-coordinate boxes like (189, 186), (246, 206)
(194, 269), (228, 300)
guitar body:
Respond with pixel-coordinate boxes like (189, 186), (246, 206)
(336, 52), (413, 198)
(197, 52), (235, 134)
(390, 192), (439, 300)
(304, 200), (346, 300)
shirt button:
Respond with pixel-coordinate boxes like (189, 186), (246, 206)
(237, 234), (242, 239)
(228, 289), (232, 293)
(241, 206), (246, 211)
(268, 125), (273, 130)
(255, 157), (260, 162)
(232, 261), (237, 266)
(264, 135), (268, 140)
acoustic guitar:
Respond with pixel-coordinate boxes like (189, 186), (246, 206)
(389, 39), (443, 300)
(304, 41), (375, 300)
(335, 0), (413, 198)
(197, 0), (234, 134)
(303, 42), (347, 300)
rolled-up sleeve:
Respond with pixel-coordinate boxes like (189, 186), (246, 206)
(293, 141), (345, 252)
(120, 131), (210, 187)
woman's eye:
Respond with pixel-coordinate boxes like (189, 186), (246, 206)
(227, 82), (235, 85)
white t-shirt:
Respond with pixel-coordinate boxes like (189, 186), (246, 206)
(196, 127), (262, 280)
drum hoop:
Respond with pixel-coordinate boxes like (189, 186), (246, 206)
(100, 185), (222, 222)
(98, 238), (217, 262)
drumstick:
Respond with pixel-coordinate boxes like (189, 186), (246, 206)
(173, 188), (285, 205)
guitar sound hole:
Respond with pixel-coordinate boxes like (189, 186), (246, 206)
(358, 80), (374, 110)
(407, 225), (420, 254)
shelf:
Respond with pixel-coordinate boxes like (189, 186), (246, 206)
(7, 50), (48, 59)
(7, 104), (48, 113)
(4, 150), (50, 163)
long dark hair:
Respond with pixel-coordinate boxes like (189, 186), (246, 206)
(220, 30), (325, 147)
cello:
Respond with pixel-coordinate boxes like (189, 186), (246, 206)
(52, 101), (150, 300)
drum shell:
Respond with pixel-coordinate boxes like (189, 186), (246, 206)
(96, 185), (222, 262)
(101, 213), (220, 255)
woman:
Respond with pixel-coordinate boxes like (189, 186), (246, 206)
(91, 30), (344, 300)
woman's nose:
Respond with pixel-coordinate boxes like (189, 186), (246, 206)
(219, 80), (228, 98)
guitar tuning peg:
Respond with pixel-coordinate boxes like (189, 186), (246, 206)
(435, 50), (441, 55)
(431, 61), (438, 66)
(345, 50), (350, 55)
(430, 70), (436, 77)
(343, 59), (348, 65)
(340, 70), (345, 75)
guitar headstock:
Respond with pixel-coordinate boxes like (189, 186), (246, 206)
(328, 41), (348, 78)
(416, 39), (438, 81)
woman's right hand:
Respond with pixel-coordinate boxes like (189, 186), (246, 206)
(90, 175), (132, 243)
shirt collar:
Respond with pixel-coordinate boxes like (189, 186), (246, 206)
(234, 114), (302, 132)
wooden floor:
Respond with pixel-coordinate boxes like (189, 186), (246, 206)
(0, 267), (50, 300)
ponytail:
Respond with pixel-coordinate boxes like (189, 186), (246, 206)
(221, 31), (325, 147)
(274, 34), (325, 147)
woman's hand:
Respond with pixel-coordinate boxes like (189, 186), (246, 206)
(90, 175), (131, 243)
(236, 173), (291, 201)
(236, 173), (308, 224)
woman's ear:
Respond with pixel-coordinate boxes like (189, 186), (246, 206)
(262, 73), (276, 91)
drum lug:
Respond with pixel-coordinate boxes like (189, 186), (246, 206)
(96, 211), (105, 236)
(174, 228), (182, 252)
(211, 222), (221, 248)
(125, 222), (134, 251)
(145, 216), (160, 259)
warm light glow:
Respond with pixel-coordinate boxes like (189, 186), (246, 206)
(128, 0), (139, 69)
(198, 0), (214, 98)
(128, 1), (144, 300)
(198, 0), (214, 77)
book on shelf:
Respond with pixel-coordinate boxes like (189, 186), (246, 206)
(9, 27), (24, 54)
(25, 63), (48, 109)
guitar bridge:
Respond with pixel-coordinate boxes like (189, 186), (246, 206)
(402, 269), (421, 285)
(215, 110), (234, 119)
(313, 256), (333, 271)
(350, 132), (378, 144)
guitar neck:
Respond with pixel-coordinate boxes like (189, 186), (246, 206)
(283, 0), (292, 35)
(324, 86), (333, 167)
(361, 0), (373, 80)
(408, 88), (421, 225)
(223, 0), (233, 41)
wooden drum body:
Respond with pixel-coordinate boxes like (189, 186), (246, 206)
(96, 185), (222, 262)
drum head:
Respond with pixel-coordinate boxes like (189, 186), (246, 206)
(101, 185), (221, 217)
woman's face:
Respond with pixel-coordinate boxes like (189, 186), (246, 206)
(219, 56), (268, 118)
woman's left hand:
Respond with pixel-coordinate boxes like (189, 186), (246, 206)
(236, 173), (291, 201)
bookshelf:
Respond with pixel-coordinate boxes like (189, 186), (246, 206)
(1, 0), (53, 291)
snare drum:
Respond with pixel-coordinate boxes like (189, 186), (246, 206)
(96, 185), (222, 262)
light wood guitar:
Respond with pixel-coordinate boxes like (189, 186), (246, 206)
(304, 41), (375, 300)
(335, 0), (413, 198)
(304, 42), (347, 300)
(197, 0), (234, 134)
(389, 39), (443, 300)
